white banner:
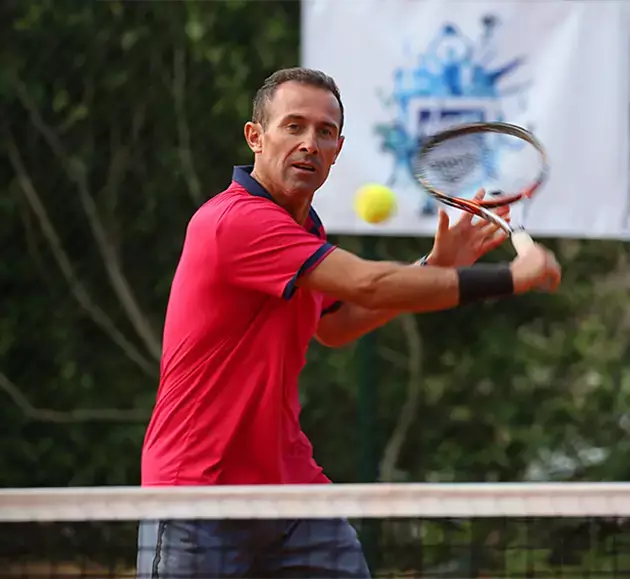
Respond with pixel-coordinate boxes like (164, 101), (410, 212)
(302, 0), (630, 239)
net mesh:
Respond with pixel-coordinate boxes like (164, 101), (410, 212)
(2, 483), (630, 578)
(415, 131), (542, 200)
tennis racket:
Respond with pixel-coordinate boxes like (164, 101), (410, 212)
(413, 121), (549, 256)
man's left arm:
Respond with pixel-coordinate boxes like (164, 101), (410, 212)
(315, 302), (400, 347)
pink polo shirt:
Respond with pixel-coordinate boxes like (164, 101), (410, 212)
(141, 166), (341, 486)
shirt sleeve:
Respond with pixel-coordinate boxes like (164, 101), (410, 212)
(216, 198), (336, 300)
(321, 295), (343, 317)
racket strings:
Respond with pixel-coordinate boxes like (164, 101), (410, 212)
(415, 131), (543, 202)
(426, 151), (479, 184)
(418, 134), (490, 193)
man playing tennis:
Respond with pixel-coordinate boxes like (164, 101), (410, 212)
(136, 67), (561, 578)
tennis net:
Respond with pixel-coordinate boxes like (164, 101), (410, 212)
(1, 482), (630, 578)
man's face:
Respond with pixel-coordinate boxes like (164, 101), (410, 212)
(246, 81), (344, 200)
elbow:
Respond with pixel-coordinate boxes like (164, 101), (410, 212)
(316, 335), (353, 348)
(348, 270), (386, 310)
(315, 325), (357, 348)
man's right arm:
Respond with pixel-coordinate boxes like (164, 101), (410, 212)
(213, 197), (561, 313)
(297, 245), (561, 312)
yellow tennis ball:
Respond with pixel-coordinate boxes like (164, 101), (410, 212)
(354, 184), (397, 224)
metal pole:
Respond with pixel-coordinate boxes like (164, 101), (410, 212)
(356, 235), (381, 571)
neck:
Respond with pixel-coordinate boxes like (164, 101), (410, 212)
(250, 168), (312, 225)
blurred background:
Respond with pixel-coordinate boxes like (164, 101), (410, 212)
(2, 1), (630, 576)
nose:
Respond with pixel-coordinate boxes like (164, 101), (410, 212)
(299, 129), (319, 155)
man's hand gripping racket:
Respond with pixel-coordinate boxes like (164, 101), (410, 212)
(413, 121), (560, 292)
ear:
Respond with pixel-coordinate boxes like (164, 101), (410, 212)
(244, 121), (263, 154)
(332, 135), (345, 165)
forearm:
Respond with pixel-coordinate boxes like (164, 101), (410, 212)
(358, 263), (461, 311)
(300, 247), (516, 314)
(354, 256), (514, 312)
(316, 303), (400, 347)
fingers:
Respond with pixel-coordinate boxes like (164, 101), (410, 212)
(543, 249), (562, 292)
(518, 245), (562, 293)
(457, 189), (486, 225)
(477, 217), (509, 241)
(436, 208), (450, 235)
(481, 205), (510, 224)
(493, 205), (510, 219)
(470, 205), (510, 233)
(511, 244), (560, 294)
(480, 228), (509, 253)
(478, 218), (504, 234)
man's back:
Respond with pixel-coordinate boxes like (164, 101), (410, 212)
(141, 166), (338, 486)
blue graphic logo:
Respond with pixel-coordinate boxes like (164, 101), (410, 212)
(375, 15), (531, 216)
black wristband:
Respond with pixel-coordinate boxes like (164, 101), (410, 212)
(457, 264), (514, 305)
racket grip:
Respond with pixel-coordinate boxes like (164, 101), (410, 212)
(511, 230), (535, 255)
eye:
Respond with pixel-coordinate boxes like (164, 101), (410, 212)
(287, 123), (301, 132)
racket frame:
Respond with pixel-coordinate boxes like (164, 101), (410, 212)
(415, 121), (549, 208)
(413, 121), (548, 255)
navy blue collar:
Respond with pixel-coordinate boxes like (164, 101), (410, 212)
(232, 165), (272, 199)
(232, 165), (324, 236)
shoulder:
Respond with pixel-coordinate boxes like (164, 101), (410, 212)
(191, 183), (292, 233)
(188, 186), (308, 258)
(185, 185), (280, 244)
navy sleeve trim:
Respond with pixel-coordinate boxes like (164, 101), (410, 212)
(321, 300), (343, 317)
(282, 242), (334, 301)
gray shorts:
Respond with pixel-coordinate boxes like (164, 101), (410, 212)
(136, 517), (371, 578)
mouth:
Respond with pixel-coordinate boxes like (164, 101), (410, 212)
(291, 162), (317, 174)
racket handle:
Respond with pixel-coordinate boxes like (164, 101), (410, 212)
(511, 230), (535, 255)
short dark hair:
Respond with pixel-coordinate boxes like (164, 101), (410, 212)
(252, 67), (344, 133)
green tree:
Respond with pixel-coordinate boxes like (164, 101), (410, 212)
(1, 0), (300, 487)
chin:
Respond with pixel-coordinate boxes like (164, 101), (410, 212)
(286, 178), (323, 196)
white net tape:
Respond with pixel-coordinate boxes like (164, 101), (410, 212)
(2, 482), (630, 522)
